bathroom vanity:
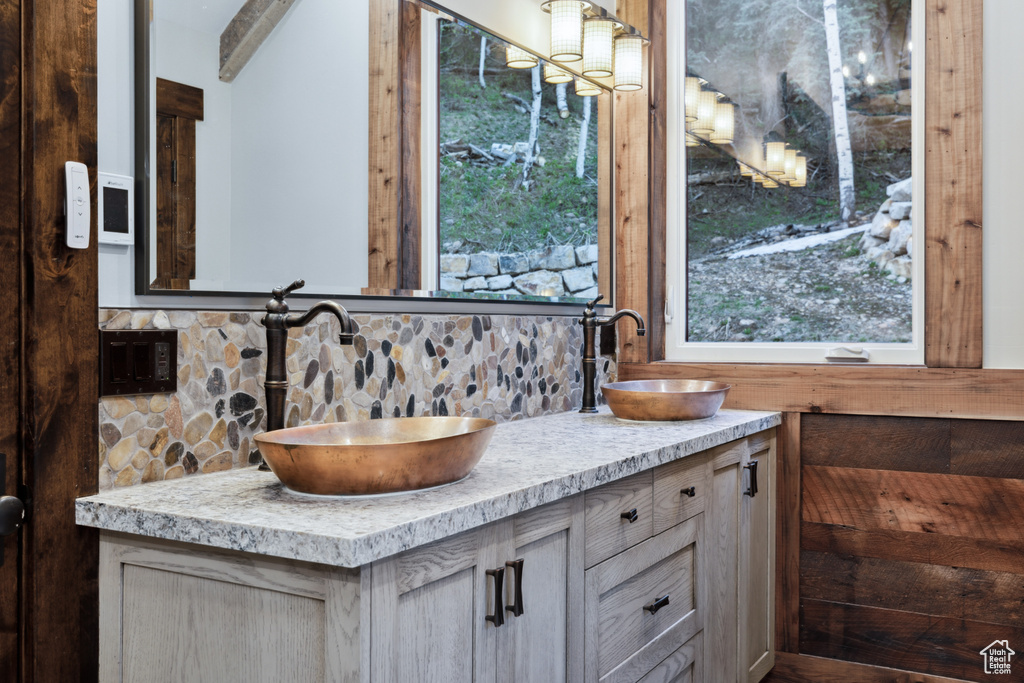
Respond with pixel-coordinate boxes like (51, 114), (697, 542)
(77, 408), (779, 683)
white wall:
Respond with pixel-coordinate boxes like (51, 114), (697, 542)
(982, 0), (1024, 369)
(97, 0), (136, 306)
(155, 17), (234, 284)
(227, 0), (368, 292)
(96, 0), (368, 306)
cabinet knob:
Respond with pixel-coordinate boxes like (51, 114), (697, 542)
(643, 594), (670, 615)
(620, 508), (639, 524)
(485, 567), (506, 627)
(505, 558), (524, 617)
(681, 486), (696, 498)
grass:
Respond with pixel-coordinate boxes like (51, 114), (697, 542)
(438, 23), (600, 254)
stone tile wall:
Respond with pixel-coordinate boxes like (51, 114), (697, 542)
(97, 310), (615, 490)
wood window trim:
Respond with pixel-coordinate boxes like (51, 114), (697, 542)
(367, 0), (421, 292)
(622, 0), (983, 374)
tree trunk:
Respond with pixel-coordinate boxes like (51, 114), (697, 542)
(478, 36), (487, 89)
(518, 65), (542, 189)
(556, 82), (569, 118)
(823, 0), (856, 223)
(575, 94), (592, 179)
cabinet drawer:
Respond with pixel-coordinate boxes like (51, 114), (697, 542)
(637, 631), (702, 683)
(585, 517), (702, 683)
(585, 471), (654, 568)
(653, 453), (707, 535)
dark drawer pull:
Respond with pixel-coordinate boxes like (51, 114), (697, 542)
(643, 594), (670, 615)
(505, 558), (524, 617)
(744, 459), (759, 498)
(485, 567), (505, 627)
(681, 486), (696, 498)
(621, 508), (639, 523)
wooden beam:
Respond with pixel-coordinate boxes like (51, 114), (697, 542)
(614, 0), (650, 364)
(924, 0), (983, 368)
(21, 0), (100, 679)
(776, 412), (800, 654)
(619, 362), (1024, 421)
(219, 0), (297, 83)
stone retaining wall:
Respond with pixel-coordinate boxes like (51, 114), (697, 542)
(858, 176), (914, 281)
(441, 244), (600, 299)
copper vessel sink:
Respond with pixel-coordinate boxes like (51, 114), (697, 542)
(254, 417), (497, 495)
(601, 380), (731, 421)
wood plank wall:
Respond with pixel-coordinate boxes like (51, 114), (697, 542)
(21, 0), (100, 679)
(765, 414), (1024, 683)
(0, 0), (20, 678)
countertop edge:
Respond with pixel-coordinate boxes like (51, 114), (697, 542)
(76, 409), (781, 567)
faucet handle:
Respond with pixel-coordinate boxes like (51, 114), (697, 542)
(267, 279), (305, 313)
(585, 294), (605, 311)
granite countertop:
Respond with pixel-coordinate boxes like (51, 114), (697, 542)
(76, 407), (780, 568)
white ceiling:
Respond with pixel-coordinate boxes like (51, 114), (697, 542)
(153, 0), (246, 36)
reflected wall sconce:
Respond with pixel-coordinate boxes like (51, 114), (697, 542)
(691, 90), (717, 136)
(709, 101), (735, 144)
(543, 62), (573, 84)
(792, 156), (807, 187)
(684, 76), (701, 122)
(765, 142), (786, 177)
(506, 45), (538, 69)
(782, 148), (798, 182)
(574, 76), (602, 97)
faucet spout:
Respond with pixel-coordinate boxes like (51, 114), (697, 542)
(258, 281), (356, 469)
(597, 309), (646, 336)
(578, 295), (646, 414)
(285, 301), (357, 345)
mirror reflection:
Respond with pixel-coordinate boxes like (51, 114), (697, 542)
(138, 0), (611, 303)
(143, 0), (368, 295)
(435, 18), (607, 300)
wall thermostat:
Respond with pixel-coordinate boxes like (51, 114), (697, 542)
(97, 172), (135, 246)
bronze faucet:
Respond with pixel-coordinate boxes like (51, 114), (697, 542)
(579, 294), (645, 413)
(259, 279), (355, 469)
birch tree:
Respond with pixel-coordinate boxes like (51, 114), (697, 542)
(576, 95), (593, 179)
(556, 82), (570, 118)
(518, 64), (543, 189)
(823, 0), (856, 223)
(478, 36), (487, 88)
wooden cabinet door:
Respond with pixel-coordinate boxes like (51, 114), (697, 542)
(705, 430), (776, 683)
(739, 435), (775, 683)
(370, 525), (504, 683)
(706, 438), (744, 683)
(498, 496), (585, 683)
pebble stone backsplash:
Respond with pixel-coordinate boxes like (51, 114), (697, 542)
(97, 309), (615, 490)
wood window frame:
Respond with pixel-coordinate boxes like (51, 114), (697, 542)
(616, 0), (1001, 419)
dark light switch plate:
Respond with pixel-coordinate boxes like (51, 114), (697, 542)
(100, 329), (177, 396)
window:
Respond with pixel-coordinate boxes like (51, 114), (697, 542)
(665, 0), (923, 364)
